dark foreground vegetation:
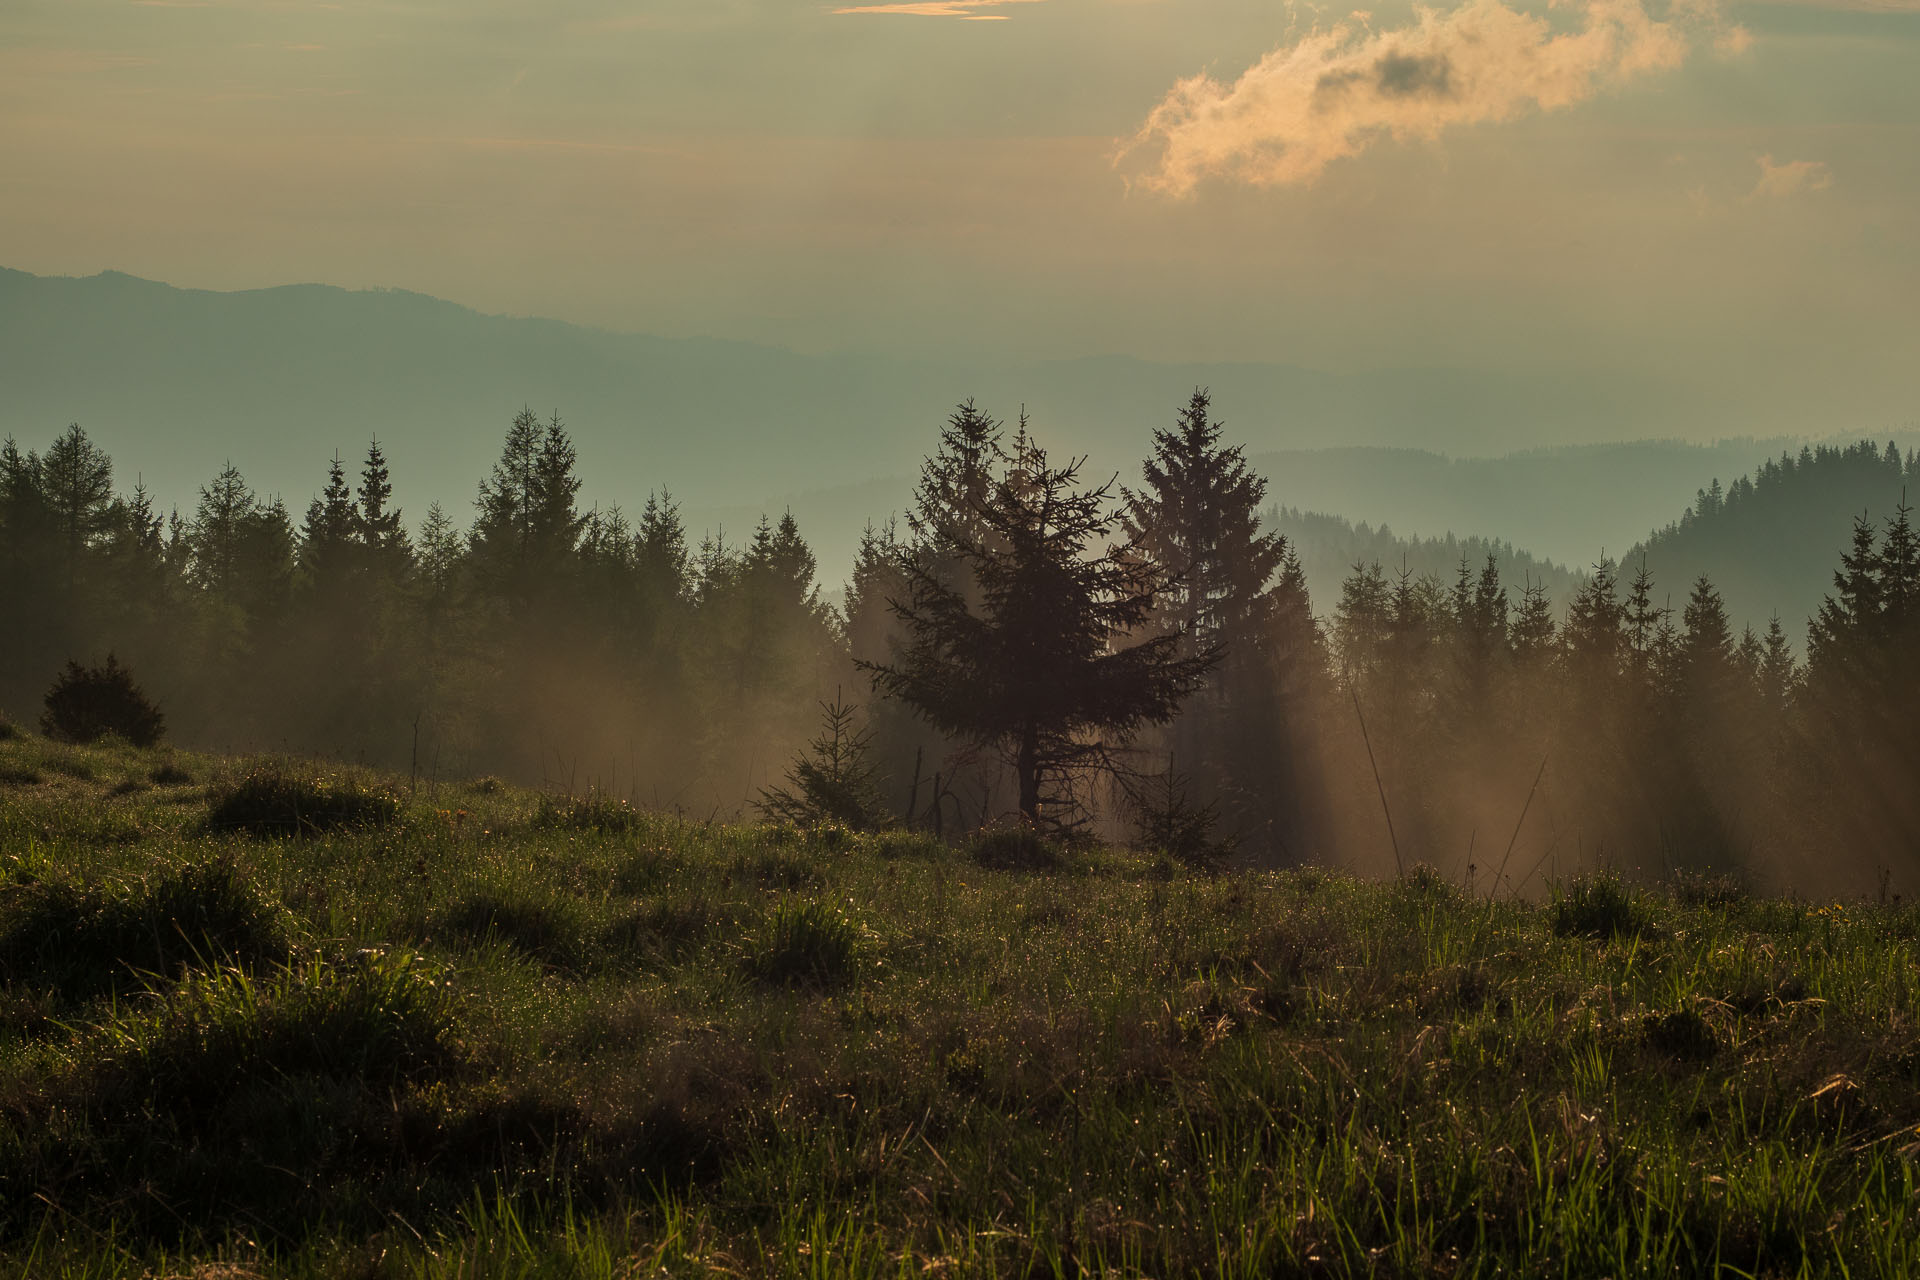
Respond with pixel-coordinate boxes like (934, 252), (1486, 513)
(5, 731), (1920, 1278)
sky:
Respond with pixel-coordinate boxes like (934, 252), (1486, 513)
(2, 0), (1916, 440)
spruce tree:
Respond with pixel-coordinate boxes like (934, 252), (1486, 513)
(1118, 389), (1286, 662)
(300, 455), (359, 598)
(355, 438), (411, 572)
(39, 424), (114, 587)
(866, 425), (1217, 826)
(1333, 560), (1392, 687)
(187, 463), (257, 601)
(908, 400), (1003, 558)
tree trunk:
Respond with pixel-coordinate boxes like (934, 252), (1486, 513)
(1016, 729), (1041, 824)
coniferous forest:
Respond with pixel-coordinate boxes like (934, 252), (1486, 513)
(5, 393), (1917, 893)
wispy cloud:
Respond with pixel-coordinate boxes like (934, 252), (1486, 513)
(1750, 154), (1832, 199)
(1123, 0), (1737, 194)
(832, 0), (1044, 19)
(1742, 0), (1920, 11)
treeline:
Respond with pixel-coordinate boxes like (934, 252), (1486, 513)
(1, 402), (1916, 886)
(0, 413), (841, 803)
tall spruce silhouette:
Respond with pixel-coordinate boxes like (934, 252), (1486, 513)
(865, 421), (1217, 826)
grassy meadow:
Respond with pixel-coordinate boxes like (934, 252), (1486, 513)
(2, 728), (1919, 1277)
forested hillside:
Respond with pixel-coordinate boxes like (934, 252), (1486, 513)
(6, 395), (1920, 891)
(1248, 439), (1844, 569)
(1265, 506), (1585, 619)
(1631, 440), (1920, 643)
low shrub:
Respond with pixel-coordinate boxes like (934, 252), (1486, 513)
(743, 899), (861, 988)
(148, 761), (194, 787)
(1550, 872), (1650, 940)
(39, 655), (165, 747)
(1124, 764), (1232, 869)
(0, 710), (18, 741)
(207, 761), (401, 837)
(970, 824), (1063, 872)
(0, 859), (287, 998)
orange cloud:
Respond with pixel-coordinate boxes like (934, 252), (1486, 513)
(833, 0), (1044, 18)
(1751, 154), (1832, 199)
(1123, 0), (1719, 194)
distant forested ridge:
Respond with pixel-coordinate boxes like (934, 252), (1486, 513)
(5, 267), (1887, 586)
(1264, 506), (1586, 620)
(3, 400), (1917, 889)
(1631, 440), (1920, 646)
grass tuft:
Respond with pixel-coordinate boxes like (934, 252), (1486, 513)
(743, 899), (861, 988)
(0, 858), (287, 998)
(1668, 867), (1749, 909)
(440, 892), (583, 970)
(147, 761), (194, 787)
(82, 949), (459, 1110)
(537, 790), (641, 833)
(206, 761), (401, 837)
(603, 897), (724, 964)
(1550, 871), (1651, 939)
(969, 824), (1063, 871)
(1645, 1005), (1719, 1060)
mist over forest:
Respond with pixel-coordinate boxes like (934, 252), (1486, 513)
(5, 387), (1917, 895)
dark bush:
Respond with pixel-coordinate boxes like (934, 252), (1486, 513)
(148, 761), (194, 787)
(970, 824), (1063, 872)
(0, 859), (286, 998)
(743, 899), (861, 988)
(1550, 872), (1650, 940)
(39, 655), (165, 747)
(0, 710), (18, 741)
(208, 761), (401, 837)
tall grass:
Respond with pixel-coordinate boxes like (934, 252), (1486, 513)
(5, 733), (1920, 1276)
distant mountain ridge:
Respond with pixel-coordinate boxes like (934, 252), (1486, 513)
(4, 267), (1910, 631)
(0, 266), (1817, 523)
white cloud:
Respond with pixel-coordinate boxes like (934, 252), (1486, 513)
(1122, 0), (1729, 194)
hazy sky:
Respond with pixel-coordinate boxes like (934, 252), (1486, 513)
(3, 0), (1916, 431)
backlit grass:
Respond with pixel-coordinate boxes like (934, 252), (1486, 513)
(2, 730), (1918, 1277)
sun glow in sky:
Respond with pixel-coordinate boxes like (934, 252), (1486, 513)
(2, 0), (1916, 437)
